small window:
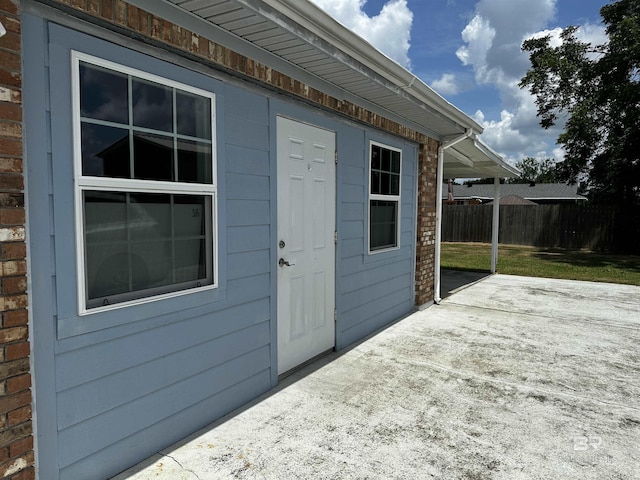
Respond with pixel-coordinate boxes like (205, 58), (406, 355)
(369, 142), (401, 252)
(73, 53), (217, 312)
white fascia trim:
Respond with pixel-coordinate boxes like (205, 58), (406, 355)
(237, 0), (483, 135)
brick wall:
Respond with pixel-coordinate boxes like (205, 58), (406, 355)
(0, 1), (34, 479)
(415, 139), (439, 306)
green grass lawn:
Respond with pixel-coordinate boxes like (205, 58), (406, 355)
(441, 242), (640, 286)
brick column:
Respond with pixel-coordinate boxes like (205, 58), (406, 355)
(0, 1), (34, 479)
(415, 138), (439, 306)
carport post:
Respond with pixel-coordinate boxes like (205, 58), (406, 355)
(434, 129), (473, 304)
(491, 176), (500, 273)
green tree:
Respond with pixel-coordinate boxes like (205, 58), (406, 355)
(508, 157), (559, 184)
(519, 0), (640, 205)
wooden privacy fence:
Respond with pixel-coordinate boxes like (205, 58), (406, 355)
(442, 204), (640, 254)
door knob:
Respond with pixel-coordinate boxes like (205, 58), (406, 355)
(279, 258), (295, 267)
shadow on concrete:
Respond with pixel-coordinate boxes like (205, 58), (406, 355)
(441, 268), (491, 298)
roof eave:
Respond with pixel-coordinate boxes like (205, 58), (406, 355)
(236, 0), (483, 135)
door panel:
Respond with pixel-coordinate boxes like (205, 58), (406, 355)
(277, 117), (336, 374)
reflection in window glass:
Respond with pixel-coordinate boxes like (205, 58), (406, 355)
(83, 191), (211, 308)
(177, 140), (212, 183)
(173, 195), (206, 237)
(371, 170), (381, 195)
(391, 151), (401, 174)
(177, 91), (211, 139)
(370, 200), (398, 251)
(369, 142), (401, 252)
(381, 148), (390, 172)
(371, 145), (380, 169)
(133, 132), (174, 181)
(84, 191), (127, 243)
(79, 60), (214, 185)
(174, 239), (207, 283)
(130, 240), (175, 290)
(81, 123), (130, 178)
(132, 78), (173, 132)
(128, 193), (171, 239)
(76, 55), (216, 310)
(80, 63), (129, 124)
(391, 174), (400, 195)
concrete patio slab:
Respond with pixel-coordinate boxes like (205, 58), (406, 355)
(113, 274), (640, 480)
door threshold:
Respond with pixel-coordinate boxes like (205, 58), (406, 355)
(278, 348), (335, 381)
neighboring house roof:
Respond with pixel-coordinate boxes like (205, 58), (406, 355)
(443, 183), (587, 202)
(134, 0), (517, 178)
(487, 195), (537, 205)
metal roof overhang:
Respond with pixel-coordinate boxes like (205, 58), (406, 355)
(128, 0), (517, 178)
(444, 136), (519, 179)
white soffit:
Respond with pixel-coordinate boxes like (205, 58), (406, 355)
(129, 0), (477, 138)
(129, 0), (515, 177)
(444, 137), (519, 179)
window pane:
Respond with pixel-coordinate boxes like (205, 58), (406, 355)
(380, 172), (391, 195)
(81, 123), (130, 178)
(133, 132), (174, 181)
(390, 173), (400, 196)
(79, 63), (129, 124)
(173, 195), (207, 237)
(391, 151), (401, 174)
(128, 193), (171, 240)
(174, 239), (207, 283)
(132, 78), (173, 132)
(370, 200), (397, 250)
(177, 140), (212, 184)
(371, 145), (381, 170)
(176, 91), (211, 139)
(371, 170), (381, 195)
(84, 190), (213, 308)
(129, 240), (174, 289)
(84, 191), (127, 243)
(84, 191), (129, 299)
(381, 148), (391, 172)
(87, 251), (131, 300)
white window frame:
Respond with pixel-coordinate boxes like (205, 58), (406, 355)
(368, 141), (402, 254)
(71, 51), (218, 315)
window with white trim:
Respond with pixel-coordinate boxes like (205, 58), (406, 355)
(73, 52), (217, 312)
(369, 142), (401, 252)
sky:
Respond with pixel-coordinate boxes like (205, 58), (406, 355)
(308, 0), (609, 168)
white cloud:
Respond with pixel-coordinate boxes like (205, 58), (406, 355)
(456, 15), (496, 83)
(309, 0), (413, 68)
(552, 147), (565, 162)
(457, 0), (607, 164)
(526, 27), (564, 48)
(525, 23), (607, 55)
(431, 73), (460, 96)
(576, 23), (608, 47)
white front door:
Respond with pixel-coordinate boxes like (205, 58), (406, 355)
(277, 117), (336, 375)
